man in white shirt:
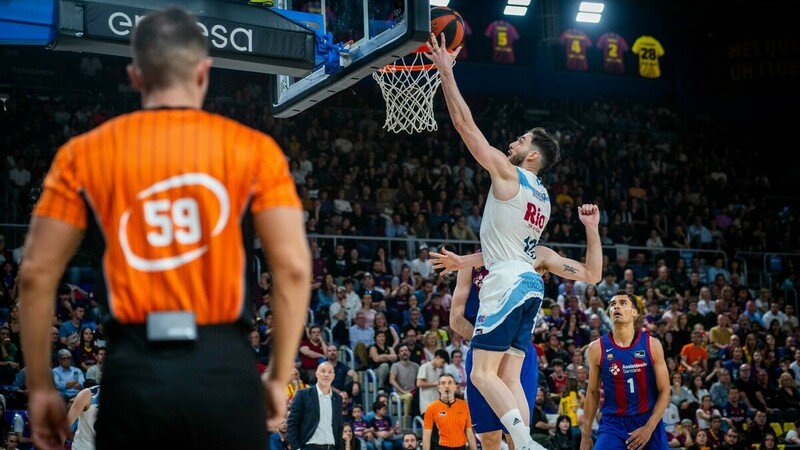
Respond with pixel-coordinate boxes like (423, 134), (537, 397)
(287, 362), (344, 450)
(409, 245), (434, 280)
(416, 349), (448, 414)
(761, 301), (788, 329)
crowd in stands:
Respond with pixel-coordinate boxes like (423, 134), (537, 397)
(0, 50), (799, 450)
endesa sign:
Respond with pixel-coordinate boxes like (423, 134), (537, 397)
(84, 3), (267, 56)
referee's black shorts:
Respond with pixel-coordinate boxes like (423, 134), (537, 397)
(96, 324), (268, 450)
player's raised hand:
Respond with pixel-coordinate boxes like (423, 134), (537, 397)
(626, 424), (654, 450)
(429, 246), (465, 274)
(577, 203), (600, 228)
(423, 33), (461, 72)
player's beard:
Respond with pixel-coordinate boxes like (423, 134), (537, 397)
(508, 150), (526, 166)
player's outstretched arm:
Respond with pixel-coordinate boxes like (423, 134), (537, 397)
(580, 340), (601, 450)
(450, 267), (475, 339)
(430, 246), (484, 274)
(424, 33), (515, 182)
(534, 204), (602, 283)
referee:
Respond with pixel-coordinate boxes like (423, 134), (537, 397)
(423, 374), (477, 450)
(19, 6), (311, 450)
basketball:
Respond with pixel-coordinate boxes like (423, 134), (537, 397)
(430, 6), (465, 52)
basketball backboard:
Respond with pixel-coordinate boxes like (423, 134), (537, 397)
(269, 0), (429, 118)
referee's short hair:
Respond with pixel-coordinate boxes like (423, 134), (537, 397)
(131, 7), (208, 91)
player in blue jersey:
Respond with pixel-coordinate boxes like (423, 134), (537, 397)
(442, 204), (602, 450)
(580, 291), (670, 450)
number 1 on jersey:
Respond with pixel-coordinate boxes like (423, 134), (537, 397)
(627, 377), (635, 393)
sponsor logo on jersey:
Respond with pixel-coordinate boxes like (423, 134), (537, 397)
(622, 362), (648, 374)
(634, 350), (646, 358)
(609, 362), (621, 375)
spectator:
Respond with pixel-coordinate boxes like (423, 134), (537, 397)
(300, 325), (330, 384)
(761, 302), (787, 330)
(776, 372), (800, 417)
(709, 368), (731, 408)
(416, 349), (448, 414)
(680, 330), (708, 373)
(409, 245), (433, 281)
(0, 327), (19, 385)
(444, 350), (467, 397)
(670, 372), (696, 421)
(368, 401), (401, 450)
(420, 331), (442, 363)
(743, 410), (769, 448)
(287, 367), (309, 402)
(269, 418), (290, 450)
(73, 327), (99, 373)
(350, 312), (375, 371)
(52, 349), (84, 401)
(531, 389), (555, 447)
(720, 386), (748, 432)
(389, 344), (419, 423)
(402, 432), (419, 450)
(685, 428), (709, 450)
(752, 369), (781, 421)
(350, 404), (373, 450)
(326, 345), (360, 400)
(369, 332), (397, 390)
(785, 418), (800, 445)
(718, 427), (744, 450)
(695, 395), (721, 429)
(85, 347), (105, 384)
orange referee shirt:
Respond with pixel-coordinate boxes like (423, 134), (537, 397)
(423, 398), (472, 448)
(33, 109), (301, 325)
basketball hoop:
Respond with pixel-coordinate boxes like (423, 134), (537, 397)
(372, 51), (453, 134)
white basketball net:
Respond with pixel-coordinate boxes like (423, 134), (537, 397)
(373, 52), (451, 134)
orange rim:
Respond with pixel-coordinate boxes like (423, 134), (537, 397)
(377, 63), (436, 73)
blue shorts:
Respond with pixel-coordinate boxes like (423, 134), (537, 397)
(465, 342), (538, 435)
(471, 266), (543, 353)
(594, 413), (669, 450)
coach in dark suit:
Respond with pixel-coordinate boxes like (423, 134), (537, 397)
(288, 361), (345, 450)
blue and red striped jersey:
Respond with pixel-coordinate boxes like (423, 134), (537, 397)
(464, 265), (488, 325)
(599, 331), (658, 416)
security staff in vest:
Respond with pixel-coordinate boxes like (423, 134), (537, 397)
(288, 362), (344, 450)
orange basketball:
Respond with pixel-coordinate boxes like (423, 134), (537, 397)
(430, 6), (465, 52)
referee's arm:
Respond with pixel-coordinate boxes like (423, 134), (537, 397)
(466, 426), (477, 450)
(256, 207), (312, 420)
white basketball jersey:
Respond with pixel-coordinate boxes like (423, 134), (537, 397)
(72, 386), (100, 450)
(479, 167), (551, 269)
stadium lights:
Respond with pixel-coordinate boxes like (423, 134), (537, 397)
(576, 1), (604, 23)
(579, 2), (604, 13)
(430, 0), (450, 6)
(504, 5), (528, 16)
(508, 0), (532, 5)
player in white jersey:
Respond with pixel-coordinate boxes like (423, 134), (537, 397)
(425, 33), (561, 450)
(68, 385), (100, 450)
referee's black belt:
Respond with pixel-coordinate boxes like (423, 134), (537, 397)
(307, 444), (336, 450)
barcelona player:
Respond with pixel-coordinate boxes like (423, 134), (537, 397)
(580, 291), (671, 450)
